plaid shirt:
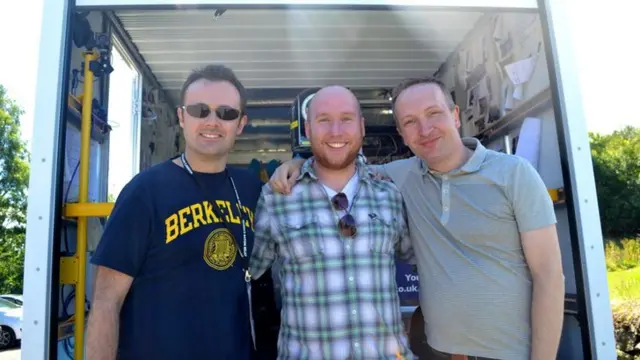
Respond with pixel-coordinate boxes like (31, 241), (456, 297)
(250, 157), (416, 360)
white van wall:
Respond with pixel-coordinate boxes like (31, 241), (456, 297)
(436, 12), (584, 358)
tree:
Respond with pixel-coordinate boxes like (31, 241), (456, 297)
(589, 126), (640, 239)
(0, 84), (30, 294)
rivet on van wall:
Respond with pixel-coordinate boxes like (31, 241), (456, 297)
(41, 158), (46, 162)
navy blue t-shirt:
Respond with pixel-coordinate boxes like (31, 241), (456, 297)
(91, 159), (263, 360)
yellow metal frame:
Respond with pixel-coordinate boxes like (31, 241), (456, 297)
(64, 202), (114, 217)
(59, 50), (115, 360)
(548, 188), (565, 204)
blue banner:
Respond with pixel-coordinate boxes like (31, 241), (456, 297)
(395, 261), (420, 306)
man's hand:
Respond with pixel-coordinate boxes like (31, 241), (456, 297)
(371, 171), (392, 181)
(269, 158), (305, 194)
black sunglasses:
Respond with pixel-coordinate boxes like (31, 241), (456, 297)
(331, 192), (357, 237)
(182, 103), (241, 121)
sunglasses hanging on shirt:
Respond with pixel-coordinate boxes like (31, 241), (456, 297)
(331, 192), (357, 237)
(181, 103), (241, 121)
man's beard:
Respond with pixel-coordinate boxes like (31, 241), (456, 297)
(312, 144), (361, 171)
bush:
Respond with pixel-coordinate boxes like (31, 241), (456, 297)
(589, 126), (640, 239)
(606, 238), (640, 272)
(612, 300), (640, 359)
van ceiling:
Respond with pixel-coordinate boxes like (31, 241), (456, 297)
(114, 8), (485, 106)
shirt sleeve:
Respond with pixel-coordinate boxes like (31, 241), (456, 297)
(90, 186), (153, 277)
(250, 184), (280, 279)
(508, 157), (557, 233)
(395, 200), (417, 264)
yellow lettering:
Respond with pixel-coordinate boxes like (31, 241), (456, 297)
(190, 203), (206, 228)
(165, 214), (179, 243)
(243, 205), (255, 231)
(216, 200), (229, 222)
(225, 201), (241, 224)
(178, 207), (193, 235)
(164, 200), (258, 246)
(203, 201), (219, 223)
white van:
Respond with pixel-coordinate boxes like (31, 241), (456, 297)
(23, 0), (616, 359)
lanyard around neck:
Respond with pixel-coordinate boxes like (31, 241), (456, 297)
(179, 153), (250, 282)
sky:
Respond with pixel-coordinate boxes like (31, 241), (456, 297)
(0, 0), (638, 193)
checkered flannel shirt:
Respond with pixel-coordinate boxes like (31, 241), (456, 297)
(250, 157), (416, 360)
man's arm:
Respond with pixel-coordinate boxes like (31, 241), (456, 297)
(250, 185), (280, 279)
(269, 156), (394, 194)
(395, 200), (416, 264)
(522, 225), (565, 360)
(86, 267), (133, 360)
(510, 159), (564, 360)
(86, 188), (152, 360)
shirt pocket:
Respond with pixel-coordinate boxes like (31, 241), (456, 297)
(366, 212), (399, 255)
(282, 214), (325, 260)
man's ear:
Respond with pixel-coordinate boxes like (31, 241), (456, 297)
(304, 120), (310, 139)
(177, 107), (185, 129)
(452, 105), (461, 128)
(236, 114), (248, 135)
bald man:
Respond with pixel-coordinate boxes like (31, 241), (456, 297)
(249, 86), (416, 360)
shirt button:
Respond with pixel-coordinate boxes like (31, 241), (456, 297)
(443, 206), (449, 211)
(354, 342), (360, 348)
(346, 244), (351, 250)
(349, 276), (354, 282)
(352, 309), (357, 315)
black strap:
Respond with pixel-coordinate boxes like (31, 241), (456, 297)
(178, 153), (250, 281)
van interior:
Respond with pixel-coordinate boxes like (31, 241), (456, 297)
(57, 5), (585, 359)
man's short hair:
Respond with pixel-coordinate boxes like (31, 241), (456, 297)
(391, 77), (456, 119)
(179, 64), (248, 114)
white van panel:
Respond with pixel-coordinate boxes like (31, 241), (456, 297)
(23, 0), (71, 359)
(541, 0), (616, 357)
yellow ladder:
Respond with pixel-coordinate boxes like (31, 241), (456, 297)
(59, 50), (115, 360)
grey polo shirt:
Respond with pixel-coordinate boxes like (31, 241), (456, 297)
(375, 137), (556, 360)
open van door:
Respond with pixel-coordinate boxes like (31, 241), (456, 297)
(23, 0), (616, 359)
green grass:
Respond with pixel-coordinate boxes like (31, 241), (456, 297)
(605, 238), (640, 303)
(608, 266), (640, 303)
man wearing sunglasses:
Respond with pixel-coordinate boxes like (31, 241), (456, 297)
(267, 78), (565, 360)
(86, 65), (279, 360)
(249, 85), (416, 360)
